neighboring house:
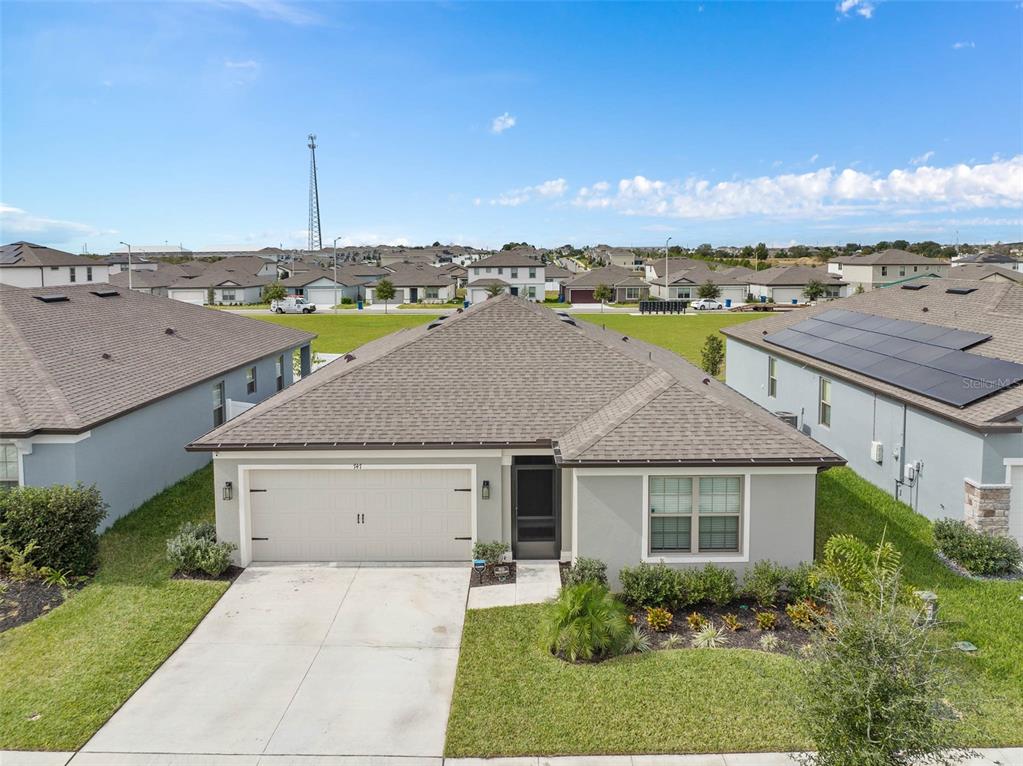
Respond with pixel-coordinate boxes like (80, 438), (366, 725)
(948, 264), (1023, 285)
(643, 257), (711, 284)
(544, 263), (574, 293)
(101, 253), (157, 274)
(722, 278), (1023, 545)
(168, 267), (274, 305)
(828, 249), (950, 291)
(466, 251), (545, 302)
(562, 265), (650, 303)
(366, 264), (457, 304)
(190, 294), (843, 582)
(748, 265), (847, 303)
(0, 242), (111, 288)
(953, 251), (1023, 273)
(108, 263), (189, 297)
(649, 268), (748, 305)
(437, 262), (468, 288)
(280, 267), (360, 306)
(591, 246), (644, 270)
(0, 284), (314, 526)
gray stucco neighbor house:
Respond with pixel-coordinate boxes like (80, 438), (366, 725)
(190, 294), (843, 585)
(0, 284), (314, 526)
(722, 278), (1023, 546)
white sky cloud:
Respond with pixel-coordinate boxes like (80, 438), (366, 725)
(568, 156), (1023, 220)
(837, 0), (875, 19)
(909, 150), (935, 166)
(216, 0), (321, 26)
(952, 41), (976, 50)
(0, 204), (111, 245)
(490, 178), (567, 207)
(809, 153), (820, 164)
(490, 112), (516, 134)
(224, 59), (260, 69)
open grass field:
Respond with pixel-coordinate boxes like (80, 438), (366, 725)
(0, 465), (228, 751)
(574, 312), (767, 367)
(445, 467), (1023, 756)
(254, 312), (434, 354)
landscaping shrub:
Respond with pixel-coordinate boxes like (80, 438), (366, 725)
(786, 599), (829, 631)
(691, 623), (728, 649)
(0, 484), (106, 576)
(645, 606), (673, 632)
(754, 610), (777, 631)
(933, 518), (1022, 576)
(814, 534), (901, 601)
(563, 556), (608, 587)
(619, 563), (685, 608)
(545, 582), (631, 662)
(796, 570), (972, 766)
(166, 521), (235, 577)
(340, 296), (354, 305)
(471, 540), (509, 565)
(686, 611), (709, 632)
(743, 560), (791, 606)
(699, 563), (738, 605)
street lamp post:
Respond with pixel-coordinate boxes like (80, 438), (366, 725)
(119, 242), (132, 290)
(664, 236), (672, 301)
(332, 236), (342, 315)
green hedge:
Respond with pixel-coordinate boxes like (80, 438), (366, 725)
(0, 484), (107, 575)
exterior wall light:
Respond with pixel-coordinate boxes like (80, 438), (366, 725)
(481, 480), (491, 500)
(223, 481), (233, 501)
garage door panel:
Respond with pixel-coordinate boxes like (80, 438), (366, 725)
(249, 468), (472, 562)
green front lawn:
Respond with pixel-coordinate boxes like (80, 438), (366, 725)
(575, 312), (767, 368)
(0, 465), (228, 751)
(254, 313), (434, 354)
(445, 468), (1023, 757)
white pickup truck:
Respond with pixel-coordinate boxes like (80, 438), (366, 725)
(270, 297), (317, 314)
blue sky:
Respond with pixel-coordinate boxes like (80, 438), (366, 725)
(2, 1), (1021, 251)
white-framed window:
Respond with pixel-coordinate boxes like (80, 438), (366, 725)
(648, 476), (743, 555)
(246, 366), (257, 394)
(527, 286), (536, 299)
(0, 443), (19, 489)
(511, 269), (518, 279)
(213, 381), (226, 427)
(221, 290), (236, 302)
(529, 267), (536, 279)
(86, 266), (93, 281)
(624, 286), (641, 300)
(881, 266), (888, 276)
(819, 377), (832, 427)
(275, 355), (285, 391)
(767, 356), (778, 397)
(426, 286), (439, 299)
(497, 267), (504, 275)
(899, 266), (906, 276)
(486, 267), (492, 274)
(69, 268), (77, 283)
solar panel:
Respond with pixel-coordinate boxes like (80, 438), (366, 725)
(764, 309), (1023, 408)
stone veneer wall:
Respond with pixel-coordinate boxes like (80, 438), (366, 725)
(964, 478), (1011, 536)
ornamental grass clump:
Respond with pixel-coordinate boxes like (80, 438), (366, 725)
(545, 582), (631, 662)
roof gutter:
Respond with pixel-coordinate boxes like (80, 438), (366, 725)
(556, 456), (847, 469)
(186, 439), (556, 453)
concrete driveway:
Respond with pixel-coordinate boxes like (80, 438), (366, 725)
(82, 564), (468, 759)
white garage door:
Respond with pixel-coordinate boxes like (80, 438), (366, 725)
(248, 467), (472, 562)
(172, 289), (206, 305)
(305, 287), (341, 306)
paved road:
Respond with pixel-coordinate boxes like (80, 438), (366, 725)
(80, 564), (469, 760)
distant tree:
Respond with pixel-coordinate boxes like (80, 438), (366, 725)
(262, 281), (286, 303)
(486, 282), (505, 298)
(698, 281), (721, 300)
(593, 283), (614, 312)
(753, 242), (769, 267)
(803, 280), (828, 302)
(501, 241), (531, 251)
(892, 239), (910, 250)
(700, 334), (725, 377)
(375, 279), (396, 313)
(696, 243), (714, 256)
(432, 241), (441, 247)
(740, 245), (755, 260)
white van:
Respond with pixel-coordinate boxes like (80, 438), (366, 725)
(270, 297), (317, 314)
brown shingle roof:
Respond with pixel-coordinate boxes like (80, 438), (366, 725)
(722, 278), (1023, 431)
(189, 295), (842, 467)
(564, 265), (648, 289)
(0, 242), (98, 268)
(948, 264), (1023, 284)
(373, 265), (455, 288)
(471, 250), (544, 268)
(0, 285), (314, 437)
(830, 249), (949, 266)
(749, 265), (846, 286)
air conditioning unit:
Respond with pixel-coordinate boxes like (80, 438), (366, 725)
(870, 441), (883, 463)
(775, 411), (798, 428)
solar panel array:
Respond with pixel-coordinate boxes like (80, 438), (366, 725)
(763, 309), (1023, 408)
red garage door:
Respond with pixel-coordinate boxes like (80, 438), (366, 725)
(568, 288), (596, 303)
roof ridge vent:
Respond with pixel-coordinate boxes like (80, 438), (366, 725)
(946, 287), (976, 295)
(90, 289), (120, 297)
(34, 294), (69, 303)
(165, 327), (175, 335)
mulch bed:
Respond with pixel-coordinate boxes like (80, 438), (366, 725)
(468, 562), (517, 588)
(171, 565), (245, 582)
(0, 578), (67, 633)
(628, 601), (815, 655)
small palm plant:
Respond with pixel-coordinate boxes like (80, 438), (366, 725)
(692, 623), (729, 649)
(545, 582), (631, 662)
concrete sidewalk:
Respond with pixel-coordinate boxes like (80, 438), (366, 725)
(2, 748), (1019, 766)
(466, 561), (562, 609)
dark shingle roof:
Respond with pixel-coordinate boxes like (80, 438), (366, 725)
(564, 265), (648, 289)
(471, 250), (544, 268)
(0, 285), (314, 437)
(830, 249), (949, 266)
(373, 265), (455, 288)
(189, 295), (842, 467)
(722, 278), (1023, 431)
(0, 242), (98, 268)
(749, 265), (846, 286)
(948, 264), (1023, 284)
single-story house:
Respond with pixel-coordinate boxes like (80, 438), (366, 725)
(722, 278), (1023, 544)
(828, 249), (949, 291)
(948, 264), (1023, 285)
(544, 263), (574, 293)
(649, 268), (748, 305)
(167, 266), (275, 305)
(747, 265), (847, 303)
(0, 242), (111, 288)
(0, 284), (314, 526)
(466, 250), (545, 302)
(190, 295), (843, 583)
(280, 267), (361, 306)
(101, 253), (157, 274)
(643, 257), (712, 285)
(365, 264), (457, 304)
(562, 264), (651, 303)
(952, 251), (1023, 272)
(109, 263), (189, 297)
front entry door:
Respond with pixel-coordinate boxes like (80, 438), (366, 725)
(512, 465), (559, 559)
(409, 287), (418, 302)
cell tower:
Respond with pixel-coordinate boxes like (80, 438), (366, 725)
(307, 133), (323, 251)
